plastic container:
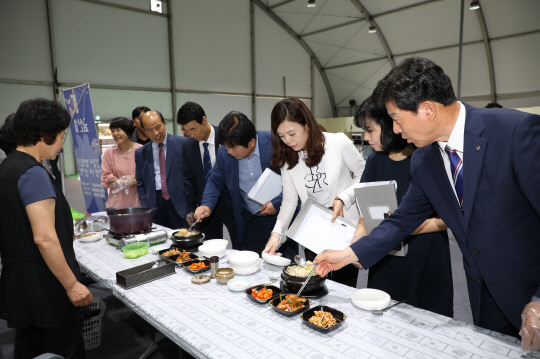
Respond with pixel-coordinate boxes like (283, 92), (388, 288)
(82, 298), (106, 350)
(121, 242), (150, 259)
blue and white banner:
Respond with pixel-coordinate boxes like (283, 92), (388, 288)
(62, 83), (107, 213)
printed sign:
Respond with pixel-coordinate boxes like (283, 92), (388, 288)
(63, 83), (107, 212)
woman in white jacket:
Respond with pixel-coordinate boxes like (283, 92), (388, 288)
(263, 97), (365, 287)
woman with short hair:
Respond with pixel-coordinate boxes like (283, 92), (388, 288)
(101, 116), (142, 209)
(0, 98), (93, 359)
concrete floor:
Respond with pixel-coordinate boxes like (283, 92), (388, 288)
(0, 176), (472, 358)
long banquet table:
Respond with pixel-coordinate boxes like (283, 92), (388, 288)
(73, 231), (538, 359)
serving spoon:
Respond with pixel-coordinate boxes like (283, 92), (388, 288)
(371, 299), (406, 315)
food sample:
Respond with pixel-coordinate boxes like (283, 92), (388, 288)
(174, 228), (198, 237)
(308, 310), (337, 328)
(175, 251), (192, 263)
(251, 287), (273, 300)
(276, 294), (307, 312)
(285, 261), (318, 277)
(189, 262), (207, 270)
(162, 249), (182, 257)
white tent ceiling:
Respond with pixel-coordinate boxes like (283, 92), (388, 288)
(257, 0), (540, 115)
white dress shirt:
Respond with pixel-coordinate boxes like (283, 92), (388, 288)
(198, 125), (216, 168)
(152, 133), (168, 191)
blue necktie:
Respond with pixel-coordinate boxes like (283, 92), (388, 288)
(202, 142), (212, 182)
(445, 145), (463, 208)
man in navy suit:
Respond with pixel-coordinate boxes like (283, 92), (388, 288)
(193, 111), (282, 254)
(135, 110), (191, 229)
(177, 102), (237, 248)
(315, 57), (540, 351)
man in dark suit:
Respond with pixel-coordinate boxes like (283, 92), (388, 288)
(177, 102), (237, 247)
(135, 110), (191, 229)
(315, 57), (540, 351)
(193, 111), (282, 254)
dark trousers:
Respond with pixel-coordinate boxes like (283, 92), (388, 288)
(241, 209), (277, 255)
(478, 281), (519, 338)
(14, 318), (85, 359)
(198, 196), (238, 249)
(155, 191), (187, 229)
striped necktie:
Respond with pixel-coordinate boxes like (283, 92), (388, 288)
(445, 145), (463, 209)
(202, 142), (212, 182)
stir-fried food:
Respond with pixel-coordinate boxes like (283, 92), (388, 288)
(308, 310), (337, 328)
(251, 288), (273, 300)
(162, 249), (182, 257)
(189, 261), (207, 270)
(276, 294), (307, 312)
(175, 251), (192, 263)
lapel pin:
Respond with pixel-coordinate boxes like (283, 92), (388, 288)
(475, 146), (480, 151)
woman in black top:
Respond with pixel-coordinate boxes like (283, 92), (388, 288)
(354, 96), (454, 317)
(0, 98), (93, 358)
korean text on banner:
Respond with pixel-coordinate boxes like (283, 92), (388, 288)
(63, 83), (107, 213)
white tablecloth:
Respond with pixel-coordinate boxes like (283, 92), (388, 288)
(74, 236), (538, 359)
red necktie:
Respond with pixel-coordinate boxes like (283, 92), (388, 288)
(158, 143), (170, 200)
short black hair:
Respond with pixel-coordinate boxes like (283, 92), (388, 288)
(131, 106), (151, 120)
(355, 95), (408, 153)
(109, 117), (135, 138)
(485, 102), (503, 108)
(217, 111), (256, 148)
(14, 98), (71, 146)
(0, 113), (16, 155)
(177, 102), (206, 126)
(381, 57), (456, 113)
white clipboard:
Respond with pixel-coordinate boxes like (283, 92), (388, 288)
(287, 198), (356, 254)
(247, 168), (282, 205)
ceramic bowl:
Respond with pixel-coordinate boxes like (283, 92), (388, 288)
(203, 239), (229, 250)
(262, 252), (291, 267)
(197, 244), (225, 256)
(215, 267), (235, 284)
(230, 262), (260, 275)
(227, 277), (251, 292)
(244, 284), (282, 304)
(228, 251), (260, 267)
(350, 288), (391, 311)
(300, 305), (346, 333)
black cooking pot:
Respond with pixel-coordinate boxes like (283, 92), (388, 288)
(170, 230), (205, 251)
(106, 207), (156, 234)
(281, 266), (327, 296)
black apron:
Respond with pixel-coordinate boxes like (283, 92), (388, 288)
(0, 150), (81, 328)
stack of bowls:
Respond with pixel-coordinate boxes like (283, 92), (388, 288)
(227, 251), (260, 275)
(198, 239), (228, 258)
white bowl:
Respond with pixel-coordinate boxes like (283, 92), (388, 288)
(198, 248), (226, 258)
(262, 252), (291, 267)
(197, 244), (225, 256)
(228, 251), (260, 268)
(351, 288), (391, 311)
(227, 277), (251, 291)
(203, 239), (228, 251)
(230, 263), (260, 275)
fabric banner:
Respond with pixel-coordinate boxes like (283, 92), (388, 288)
(62, 83), (107, 212)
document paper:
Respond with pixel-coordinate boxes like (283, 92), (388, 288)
(290, 202), (356, 254)
(247, 168), (282, 205)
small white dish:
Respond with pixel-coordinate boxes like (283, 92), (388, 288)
(227, 277), (251, 291)
(262, 252), (291, 267)
(351, 288), (391, 311)
(230, 263), (260, 275)
(76, 232), (102, 243)
(198, 244), (225, 256)
(228, 251), (260, 267)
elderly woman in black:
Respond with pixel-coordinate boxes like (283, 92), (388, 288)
(0, 98), (93, 359)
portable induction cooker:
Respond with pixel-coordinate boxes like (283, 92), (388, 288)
(104, 229), (168, 249)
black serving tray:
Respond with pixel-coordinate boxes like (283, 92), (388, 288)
(269, 295), (311, 317)
(244, 284), (282, 304)
(116, 259), (175, 289)
(300, 305), (346, 333)
(280, 281), (329, 299)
